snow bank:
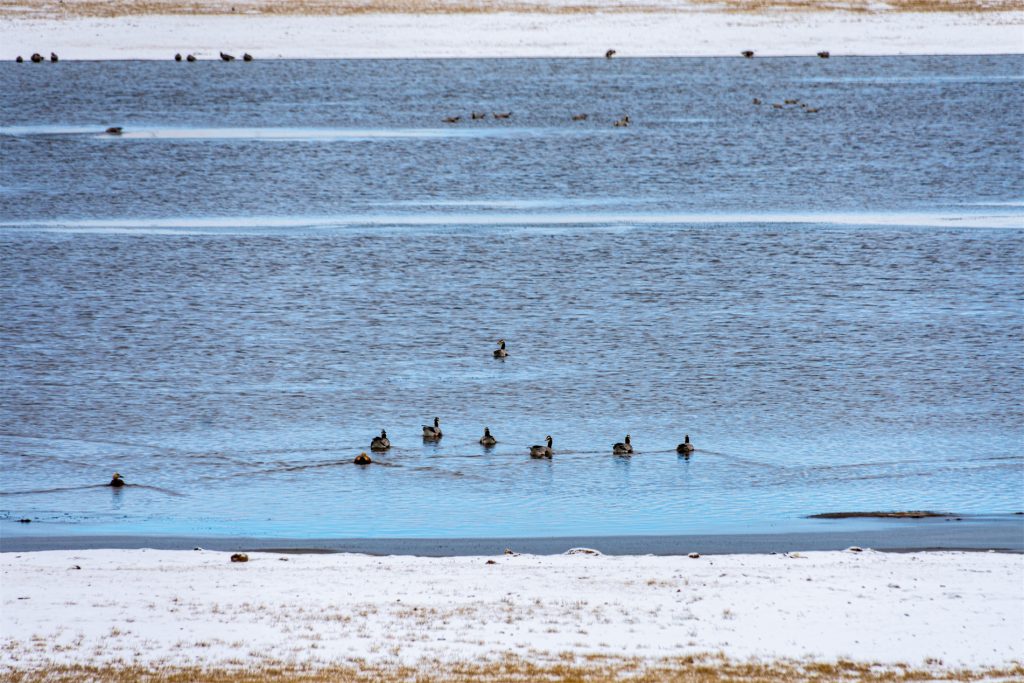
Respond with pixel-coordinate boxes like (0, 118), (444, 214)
(1, 548), (1021, 671)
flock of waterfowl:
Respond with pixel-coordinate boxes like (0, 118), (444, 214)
(350, 339), (698, 466)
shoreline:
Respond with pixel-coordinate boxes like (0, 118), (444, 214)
(4, 517), (1023, 554)
(2, 548), (1021, 675)
(2, 10), (1022, 60)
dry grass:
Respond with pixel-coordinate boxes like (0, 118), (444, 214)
(1, 655), (1022, 683)
(1, 0), (1020, 18)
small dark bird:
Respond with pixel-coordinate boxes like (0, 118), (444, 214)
(493, 112), (512, 119)
(493, 338), (508, 358)
(444, 116), (461, 124)
(741, 50), (754, 58)
(530, 435), (553, 459)
(370, 429), (391, 451)
(613, 115), (630, 127)
(423, 416), (443, 440)
(772, 103), (783, 109)
(220, 51), (235, 61)
(243, 53), (253, 62)
(105, 127), (123, 135)
(50, 52), (58, 62)
(480, 427), (497, 447)
(784, 98), (799, 105)
(31, 53), (43, 63)
(186, 54), (197, 62)
(805, 107), (820, 113)
(676, 434), (695, 455)
(571, 113), (588, 121)
(752, 98), (761, 105)
(15, 56), (23, 63)
(605, 49), (616, 58)
(817, 50), (830, 59)
(471, 112), (486, 120)
(108, 472), (125, 487)
(175, 53), (182, 61)
(612, 434), (633, 455)
(354, 452), (372, 465)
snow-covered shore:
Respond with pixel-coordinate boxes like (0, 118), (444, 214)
(2, 9), (1022, 60)
(1, 548), (1021, 674)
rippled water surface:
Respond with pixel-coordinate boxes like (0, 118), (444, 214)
(1, 56), (1022, 539)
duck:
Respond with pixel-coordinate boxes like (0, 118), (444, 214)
(186, 54), (197, 62)
(752, 98), (762, 105)
(613, 115), (630, 127)
(108, 473), (125, 487)
(243, 53), (253, 62)
(493, 339), (508, 358)
(530, 435), (553, 458)
(612, 434), (633, 455)
(479, 427), (497, 447)
(817, 50), (830, 59)
(471, 112), (487, 120)
(354, 452), (372, 465)
(605, 49), (616, 59)
(493, 112), (512, 119)
(676, 434), (695, 455)
(220, 51), (235, 61)
(444, 116), (461, 124)
(741, 50), (754, 58)
(370, 429), (391, 451)
(50, 52), (58, 62)
(174, 53), (182, 61)
(15, 56), (23, 63)
(422, 417), (442, 440)
(31, 53), (43, 63)
(105, 127), (123, 135)
(571, 113), (588, 121)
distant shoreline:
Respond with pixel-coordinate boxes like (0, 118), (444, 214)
(2, 7), (1022, 60)
(4, 516), (1023, 554)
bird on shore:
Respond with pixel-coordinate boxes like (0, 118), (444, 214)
(370, 429), (391, 451)
(493, 112), (512, 119)
(105, 127), (123, 135)
(493, 339), (508, 358)
(676, 435), (695, 455)
(354, 452), (372, 465)
(220, 51), (235, 61)
(817, 51), (830, 59)
(50, 52), (58, 62)
(530, 435), (553, 458)
(571, 113), (588, 121)
(444, 116), (461, 124)
(108, 473), (125, 487)
(243, 53), (253, 62)
(605, 49), (616, 59)
(741, 50), (754, 58)
(174, 53), (182, 61)
(186, 54), (197, 62)
(480, 427), (497, 447)
(612, 434), (633, 455)
(422, 417), (443, 440)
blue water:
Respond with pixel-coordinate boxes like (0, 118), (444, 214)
(1, 56), (1022, 540)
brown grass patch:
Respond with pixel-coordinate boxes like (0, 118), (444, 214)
(1, 0), (1021, 18)
(1, 655), (1022, 682)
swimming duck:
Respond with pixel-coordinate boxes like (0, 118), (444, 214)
(471, 112), (486, 120)
(30, 53), (43, 63)
(612, 434), (633, 455)
(422, 417), (443, 440)
(108, 473), (125, 487)
(220, 51), (235, 61)
(605, 49), (616, 58)
(571, 113), (588, 121)
(480, 427), (497, 447)
(174, 53), (182, 61)
(50, 52), (58, 62)
(493, 112), (512, 119)
(676, 434), (695, 455)
(243, 53), (253, 62)
(444, 116), (461, 124)
(105, 127), (123, 135)
(817, 51), (830, 59)
(186, 54), (197, 62)
(370, 429), (391, 451)
(15, 56), (23, 63)
(493, 339), (508, 358)
(613, 115), (630, 127)
(752, 98), (762, 105)
(741, 50), (754, 58)
(354, 452), (372, 465)
(530, 435), (553, 458)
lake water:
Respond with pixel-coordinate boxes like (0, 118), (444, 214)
(1, 56), (1022, 540)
